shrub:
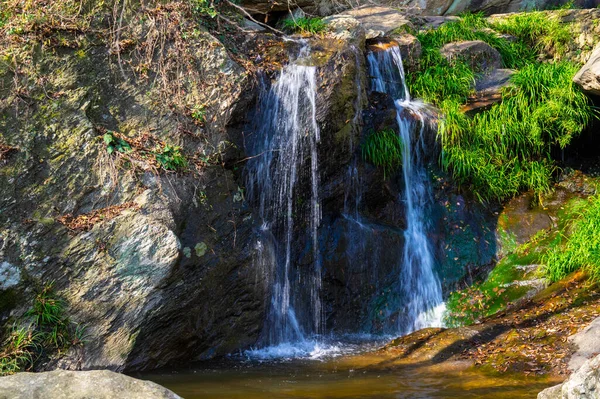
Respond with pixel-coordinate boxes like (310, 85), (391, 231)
(362, 129), (403, 178)
(191, 0), (218, 18)
(282, 17), (326, 34)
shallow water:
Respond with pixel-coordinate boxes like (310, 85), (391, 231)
(138, 345), (558, 399)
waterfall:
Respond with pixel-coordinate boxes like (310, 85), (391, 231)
(245, 42), (323, 352)
(367, 43), (445, 334)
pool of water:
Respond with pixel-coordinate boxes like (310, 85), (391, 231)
(137, 342), (559, 399)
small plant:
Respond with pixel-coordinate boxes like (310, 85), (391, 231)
(191, 0), (218, 18)
(282, 17), (326, 34)
(155, 144), (188, 171)
(191, 104), (207, 125)
(362, 129), (403, 178)
(103, 132), (131, 155)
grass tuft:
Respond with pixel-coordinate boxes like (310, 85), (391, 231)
(362, 129), (403, 178)
(0, 283), (85, 376)
(282, 17), (326, 34)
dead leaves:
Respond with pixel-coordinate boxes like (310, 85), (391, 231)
(57, 202), (139, 234)
(462, 276), (600, 376)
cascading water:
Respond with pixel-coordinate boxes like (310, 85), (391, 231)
(367, 43), (445, 334)
(245, 42), (325, 357)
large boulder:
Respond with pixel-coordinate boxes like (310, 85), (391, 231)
(574, 42), (600, 96)
(0, 5), (262, 372)
(0, 370), (180, 399)
(538, 353), (600, 398)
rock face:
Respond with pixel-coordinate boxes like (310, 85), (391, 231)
(574, 42), (600, 96)
(538, 354), (600, 398)
(0, 370), (181, 399)
(0, 4), (262, 371)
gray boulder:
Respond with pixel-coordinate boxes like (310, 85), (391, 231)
(336, 6), (414, 39)
(0, 370), (181, 399)
(538, 354), (600, 398)
(574, 42), (600, 96)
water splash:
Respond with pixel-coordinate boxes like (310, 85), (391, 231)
(246, 42), (323, 347)
(367, 44), (445, 334)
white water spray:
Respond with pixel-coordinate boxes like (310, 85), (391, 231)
(246, 42), (323, 351)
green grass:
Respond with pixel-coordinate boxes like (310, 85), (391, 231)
(438, 62), (594, 203)
(282, 17), (326, 34)
(362, 129), (403, 177)
(543, 195), (600, 282)
(407, 12), (597, 203)
(490, 11), (572, 58)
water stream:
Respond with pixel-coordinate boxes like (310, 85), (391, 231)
(245, 41), (323, 356)
(367, 43), (445, 333)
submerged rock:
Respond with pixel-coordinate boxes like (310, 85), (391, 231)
(0, 370), (181, 399)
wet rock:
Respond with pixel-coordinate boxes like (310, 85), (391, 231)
(0, 370), (181, 399)
(0, 261), (20, 290)
(440, 40), (502, 72)
(574, 42), (600, 96)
